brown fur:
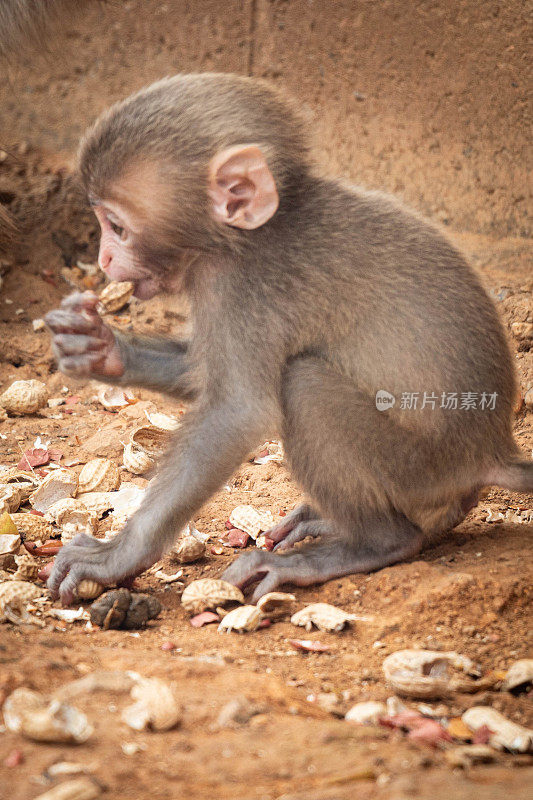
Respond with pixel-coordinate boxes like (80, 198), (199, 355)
(45, 73), (532, 603)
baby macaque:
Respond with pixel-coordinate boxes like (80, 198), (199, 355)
(45, 73), (532, 604)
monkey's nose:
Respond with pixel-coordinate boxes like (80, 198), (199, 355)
(98, 246), (112, 271)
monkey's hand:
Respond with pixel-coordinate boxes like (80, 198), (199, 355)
(45, 291), (125, 379)
(47, 530), (152, 605)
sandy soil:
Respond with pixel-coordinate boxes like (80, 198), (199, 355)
(0, 2), (531, 798)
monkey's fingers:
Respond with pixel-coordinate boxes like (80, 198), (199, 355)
(45, 309), (101, 335)
(52, 334), (108, 355)
(48, 532), (149, 605)
(47, 534), (95, 601)
(273, 519), (326, 552)
(59, 291), (100, 313)
(48, 533), (110, 605)
(52, 350), (107, 377)
(223, 550), (316, 601)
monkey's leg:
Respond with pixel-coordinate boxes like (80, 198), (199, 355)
(223, 356), (432, 599)
(222, 515), (423, 602)
(265, 503), (318, 545)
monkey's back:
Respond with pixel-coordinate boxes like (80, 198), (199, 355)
(290, 181), (517, 466)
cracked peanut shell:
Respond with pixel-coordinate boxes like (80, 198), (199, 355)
(170, 534), (206, 563)
(256, 591), (296, 619)
(382, 649), (478, 699)
(11, 512), (56, 541)
(290, 603), (358, 633)
(77, 458), (120, 494)
(122, 678), (180, 731)
(181, 578), (244, 614)
(0, 580), (42, 623)
(99, 280), (134, 312)
(30, 470), (78, 512)
(218, 605), (263, 633)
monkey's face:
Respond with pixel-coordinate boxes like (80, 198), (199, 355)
(93, 202), (161, 300)
(88, 143), (280, 299)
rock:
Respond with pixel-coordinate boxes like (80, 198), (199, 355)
(89, 589), (161, 630)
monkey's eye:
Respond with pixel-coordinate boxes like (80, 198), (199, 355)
(109, 219), (127, 240)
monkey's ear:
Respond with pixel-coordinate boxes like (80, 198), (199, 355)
(208, 145), (279, 229)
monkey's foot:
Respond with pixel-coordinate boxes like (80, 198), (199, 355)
(222, 533), (423, 602)
(265, 503), (318, 545)
(273, 518), (329, 552)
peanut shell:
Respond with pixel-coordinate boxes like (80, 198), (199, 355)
(11, 512), (56, 541)
(34, 777), (101, 800)
(382, 649), (478, 698)
(502, 659), (533, 692)
(13, 553), (40, 581)
(0, 379), (48, 415)
(170, 535), (206, 564)
(122, 678), (180, 731)
(0, 580), (42, 623)
(218, 605), (263, 633)
(45, 498), (98, 535)
(99, 280), (134, 312)
(30, 470), (78, 512)
(462, 706), (532, 752)
(130, 424), (169, 456)
(228, 505), (274, 539)
(181, 578), (244, 614)
(291, 603), (358, 633)
(122, 442), (155, 475)
(256, 591), (296, 619)
(75, 580), (104, 600)
(77, 458), (120, 493)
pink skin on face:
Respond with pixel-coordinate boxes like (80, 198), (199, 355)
(93, 204), (161, 299)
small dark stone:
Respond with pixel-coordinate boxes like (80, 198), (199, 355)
(90, 589), (161, 630)
(123, 594), (162, 629)
(90, 588), (132, 629)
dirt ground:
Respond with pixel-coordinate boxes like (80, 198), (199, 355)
(0, 1), (532, 798)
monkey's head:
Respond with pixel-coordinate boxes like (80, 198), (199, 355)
(79, 73), (311, 298)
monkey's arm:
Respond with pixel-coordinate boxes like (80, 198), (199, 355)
(111, 331), (195, 398)
(45, 292), (195, 399)
(48, 393), (272, 603)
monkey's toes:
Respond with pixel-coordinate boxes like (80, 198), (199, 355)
(221, 550), (290, 601)
(265, 503), (318, 544)
(221, 549), (274, 589)
(274, 519), (325, 552)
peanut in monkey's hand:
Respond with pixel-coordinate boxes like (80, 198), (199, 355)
(45, 291), (125, 379)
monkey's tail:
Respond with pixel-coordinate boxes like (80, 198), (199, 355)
(487, 459), (533, 493)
